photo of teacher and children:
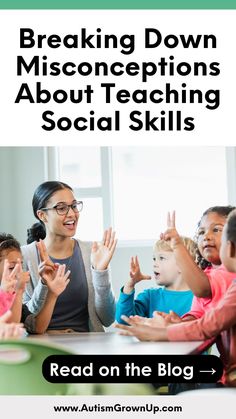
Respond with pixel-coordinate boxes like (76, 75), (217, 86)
(0, 146), (236, 396)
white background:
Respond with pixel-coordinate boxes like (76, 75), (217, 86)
(0, 10), (236, 146)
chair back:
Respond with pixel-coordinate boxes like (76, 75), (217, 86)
(0, 339), (73, 395)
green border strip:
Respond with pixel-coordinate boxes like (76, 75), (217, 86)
(1, 1), (236, 9)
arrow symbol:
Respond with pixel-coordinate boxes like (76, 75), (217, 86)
(199, 368), (216, 375)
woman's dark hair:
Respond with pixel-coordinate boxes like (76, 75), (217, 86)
(0, 233), (21, 259)
(27, 181), (72, 244)
(196, 205), (236, 270)
(27, 223), (46, 245)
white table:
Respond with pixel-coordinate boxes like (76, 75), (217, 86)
(29, 331), (209, 355)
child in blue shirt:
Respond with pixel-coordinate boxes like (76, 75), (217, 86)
(116, 237), (197, 324)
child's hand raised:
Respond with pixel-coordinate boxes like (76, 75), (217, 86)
(15, 261), (30, 292)
(123, 256), (151, 294)
(160, 211), (182, 250)
(46, 264), (70, 297)
(130, 256), (151, 285)
(0, 259), (20, 293)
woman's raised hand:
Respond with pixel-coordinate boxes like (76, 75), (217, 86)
(46, 264), (70, 297)
(160, 211), (182, 250)
(37, 239), (57, 284)
(91, 227), (117, 271)
(37, 239), (55, 268)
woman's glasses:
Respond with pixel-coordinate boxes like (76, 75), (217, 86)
(41, 201), (83, 216)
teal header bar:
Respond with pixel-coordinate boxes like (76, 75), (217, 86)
(1, 1), (236, 9)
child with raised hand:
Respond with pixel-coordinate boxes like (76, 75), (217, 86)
(116, 209), (236, 388)
(0, 234), (70, 334)
(0, 235), (30, 321)
(166, 207), (235, 323)
(0, 258), (29, 322)
(115, 237), (197, 324)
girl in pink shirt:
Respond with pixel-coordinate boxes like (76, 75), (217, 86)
(159, 206), (236, 323)
(0, 233), (70, 333)
(0, 234), (30, 320)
